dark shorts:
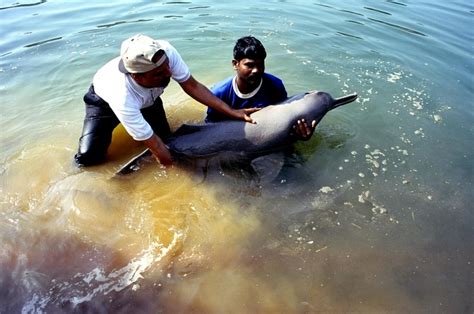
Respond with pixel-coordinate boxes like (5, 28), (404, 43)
(74, 85), (171, 167)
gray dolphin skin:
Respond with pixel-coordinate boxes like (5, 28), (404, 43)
(116, 91), (358, 175)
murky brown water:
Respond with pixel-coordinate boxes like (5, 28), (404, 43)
(1, 113), (472, 313)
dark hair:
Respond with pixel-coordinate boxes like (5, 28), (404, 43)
(233, 36), (267, 61)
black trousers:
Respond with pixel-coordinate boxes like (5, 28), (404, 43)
(74, 85), (171, 167)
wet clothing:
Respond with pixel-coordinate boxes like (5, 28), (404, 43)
(75, 40), (189, 166)
(205, 73), (287, 122)
(74, 85), (171, 166)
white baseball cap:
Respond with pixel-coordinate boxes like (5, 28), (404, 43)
(118, 34), (167, 73)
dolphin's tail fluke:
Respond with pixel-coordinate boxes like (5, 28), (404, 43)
(333, 93), (358, 109)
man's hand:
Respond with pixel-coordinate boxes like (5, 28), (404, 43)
(143, 134), (173, 166)
(179, 76), (260, 124)
(290, 119), (317, 140)
(233, 108), (261, 124)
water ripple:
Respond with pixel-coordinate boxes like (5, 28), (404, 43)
(368, 18), (427, 37)
(0, 0), (46, 11)
(387, 0), (407, 7)
(364, 6), (392, 16)
(96, 18), (152, 28)
(164, 1), (192, 4)
(189, 6), (210, 10)
(314, 3), (334, 9)
(24, 36), (62, 48)
(346, 20), (365, 26)
(339, 9), (365, 17)
(337, 32), (363, 40)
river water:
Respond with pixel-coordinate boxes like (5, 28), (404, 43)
(1, 0), (473, 313)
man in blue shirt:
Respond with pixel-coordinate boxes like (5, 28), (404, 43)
(206, 36), (315, 139)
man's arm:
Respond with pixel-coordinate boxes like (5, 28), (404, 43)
(179, 75), (259, 123)
(142, 133), (173, 166)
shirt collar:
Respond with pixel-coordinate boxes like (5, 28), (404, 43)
(232, 76), (262, 99)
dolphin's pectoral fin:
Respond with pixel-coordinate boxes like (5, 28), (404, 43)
(250, 152), (285, 184)
(115, 149), (153, 176)
(205, 152), (254, 181)
(182, 157), (209, 184)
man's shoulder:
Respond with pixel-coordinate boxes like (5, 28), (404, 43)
(155, 39), (173, 51)
(261, 73), (287, 101)
(95, 56), (121, 75)
(93, 58), (126, 99)
(211, 76), (233, 94)
(93, 62), (142, 109)
(156, 40), (178, 60)
(262, 73), (286, 94)
(262, 72), (284, 86)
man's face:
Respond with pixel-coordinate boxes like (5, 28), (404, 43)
(132, 53), (172, 88)
(233, 58), (265, 87)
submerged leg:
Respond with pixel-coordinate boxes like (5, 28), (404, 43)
(74, 85), (120, 167)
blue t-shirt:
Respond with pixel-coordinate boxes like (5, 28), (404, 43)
(206, 73), (287, 122)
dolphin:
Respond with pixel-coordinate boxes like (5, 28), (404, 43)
(116, 91), (358, 176)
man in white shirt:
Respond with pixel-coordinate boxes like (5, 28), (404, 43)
(74, 34), (258, 167)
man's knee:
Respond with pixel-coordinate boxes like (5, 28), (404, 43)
(74, 130), (111, 167)
(74, 151), (106, 167)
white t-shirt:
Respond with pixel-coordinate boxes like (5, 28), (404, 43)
(92, 40), (191, 141)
